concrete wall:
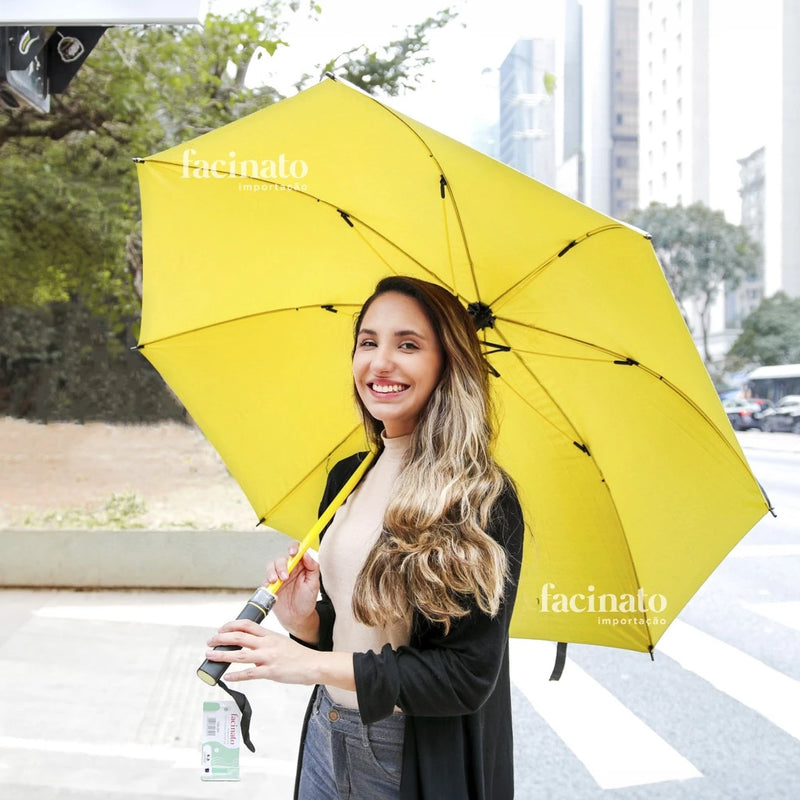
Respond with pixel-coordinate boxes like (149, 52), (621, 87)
(1, 529), (291, 589)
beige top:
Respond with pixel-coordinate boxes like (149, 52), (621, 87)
(318, 432), (413, 708)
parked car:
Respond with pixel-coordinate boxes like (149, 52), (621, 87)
(723, 399), (764, 431)
(759, 395), (800, 433)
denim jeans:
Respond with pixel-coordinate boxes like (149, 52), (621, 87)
(298, 685), (405, 800)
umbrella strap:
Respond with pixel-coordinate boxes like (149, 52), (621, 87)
(216, 679), (256, 753)
(549, 642), (568, 681)
(208, 450), (378, 754)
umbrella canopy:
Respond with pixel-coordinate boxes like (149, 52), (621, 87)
(136, 76), (770, 654)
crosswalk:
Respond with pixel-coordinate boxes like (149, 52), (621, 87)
(509, 638), (702, 790)
(508, 584), (800, 794)
(7, 573), (800, 798)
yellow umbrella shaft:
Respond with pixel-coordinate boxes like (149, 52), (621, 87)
(197, 450), (375, 685)
(266, 450), (376, 594)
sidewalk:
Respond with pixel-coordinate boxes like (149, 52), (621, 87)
(0, 588), (309, 799)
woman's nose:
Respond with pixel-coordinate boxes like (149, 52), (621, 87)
(371, 345), (395, 372)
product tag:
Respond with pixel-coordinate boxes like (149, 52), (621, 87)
(201, 700), (241, 781)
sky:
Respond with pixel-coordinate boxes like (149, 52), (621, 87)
(211, 0), (783, 223)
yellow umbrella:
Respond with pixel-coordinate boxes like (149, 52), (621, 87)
(135, 76), (770, 658)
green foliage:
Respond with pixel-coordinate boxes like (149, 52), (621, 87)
(0, 302), (185, 421)
(20, 491), (148, 529)
(727, 292), (800, 368)
(626, 202), (761, 363)
(315, 9), (457, 95)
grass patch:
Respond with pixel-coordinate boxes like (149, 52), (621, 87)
(21, 491), (148, 529)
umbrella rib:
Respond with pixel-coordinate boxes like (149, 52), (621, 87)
(137, 303), (363, 349)
(488, 224), (628, 311)
(490, 325), (657, 648)
(344, 98), (482, 303)
(496, 315), (761, 493)
(486, 327), (588, 451)
(488, 328), (656, 645)
(259, 424), (368, 525)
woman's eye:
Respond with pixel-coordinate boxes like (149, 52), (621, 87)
(358, 339), (377, 348)
(399, 341), (420, 351)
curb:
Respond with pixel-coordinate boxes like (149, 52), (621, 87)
(0, 528), (290, 588)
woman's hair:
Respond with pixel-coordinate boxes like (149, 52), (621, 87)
(351, 276), (511, 633)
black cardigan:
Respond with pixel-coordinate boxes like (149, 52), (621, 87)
(293, 452), (525, 800)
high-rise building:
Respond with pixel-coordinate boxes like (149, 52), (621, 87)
(581, 0), (639, 218)
(638, 0), (710, 207)
(768, 0), (800, 299)
(498, 39), (557, 186)
(610, 0), (639, 218)
(730, 147), (766, 326)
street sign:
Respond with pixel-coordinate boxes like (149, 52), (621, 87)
(0, 26), (51, 112)
(47, 27), (107, 94)
(0, 0), (208, 112)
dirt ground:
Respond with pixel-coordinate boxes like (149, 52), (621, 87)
(0, 416), (256, 530)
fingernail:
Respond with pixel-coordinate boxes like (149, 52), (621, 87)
(280, 571), (289, 580)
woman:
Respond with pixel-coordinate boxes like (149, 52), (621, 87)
(206, 276), (524, 799)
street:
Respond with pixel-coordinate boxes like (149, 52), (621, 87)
(0, 431), (798, 799)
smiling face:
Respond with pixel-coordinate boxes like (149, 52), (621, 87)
(352, 291), (444, 439)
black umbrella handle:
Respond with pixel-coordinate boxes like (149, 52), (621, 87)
(197, 586), (277, 686)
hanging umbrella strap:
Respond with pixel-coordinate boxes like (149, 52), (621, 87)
(216, 679), (257, 752)
(549, 642), (568, 681)
(206, 449), (377, 752)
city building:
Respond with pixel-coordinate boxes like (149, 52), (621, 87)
(498, 38), (557, 186)
(638, 0), (710, 207)
(582, 0), (639, 218)
(765, 0), (800, 300)
(730, 147), (766, 327)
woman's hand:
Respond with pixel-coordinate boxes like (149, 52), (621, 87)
(268, 542), (321, 643)
(206, 619), (319, 685)
(205, 619), (355, 691)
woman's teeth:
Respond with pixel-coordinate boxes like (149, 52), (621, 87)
(371, 384), (407, 393)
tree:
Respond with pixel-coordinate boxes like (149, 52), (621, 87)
(312, 9), (456, 95)
(626, 202), (761, 364)
(726, 292), (800, 368)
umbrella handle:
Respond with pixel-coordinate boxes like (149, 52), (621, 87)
(197, 586), (276, 685)
(196, 449), (377, 686)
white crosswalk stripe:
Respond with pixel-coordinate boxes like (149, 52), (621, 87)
(743, 600), (800, 632)
(656, 619), (800, 741)
(509, 639), (703, 790)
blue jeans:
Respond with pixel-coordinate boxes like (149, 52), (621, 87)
(298, 685), (405, 800)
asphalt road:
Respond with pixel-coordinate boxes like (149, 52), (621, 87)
(0, 431), (797, 799)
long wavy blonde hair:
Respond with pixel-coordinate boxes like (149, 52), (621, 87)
(351, 276), (510, 633)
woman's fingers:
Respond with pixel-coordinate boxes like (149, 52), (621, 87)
(266, 542), (303, 583)
(266, 556), (289, 584)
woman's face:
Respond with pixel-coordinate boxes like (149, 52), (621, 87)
(353, 291), (444, 439)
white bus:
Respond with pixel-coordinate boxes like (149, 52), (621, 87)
(744, 364), (800, 403)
